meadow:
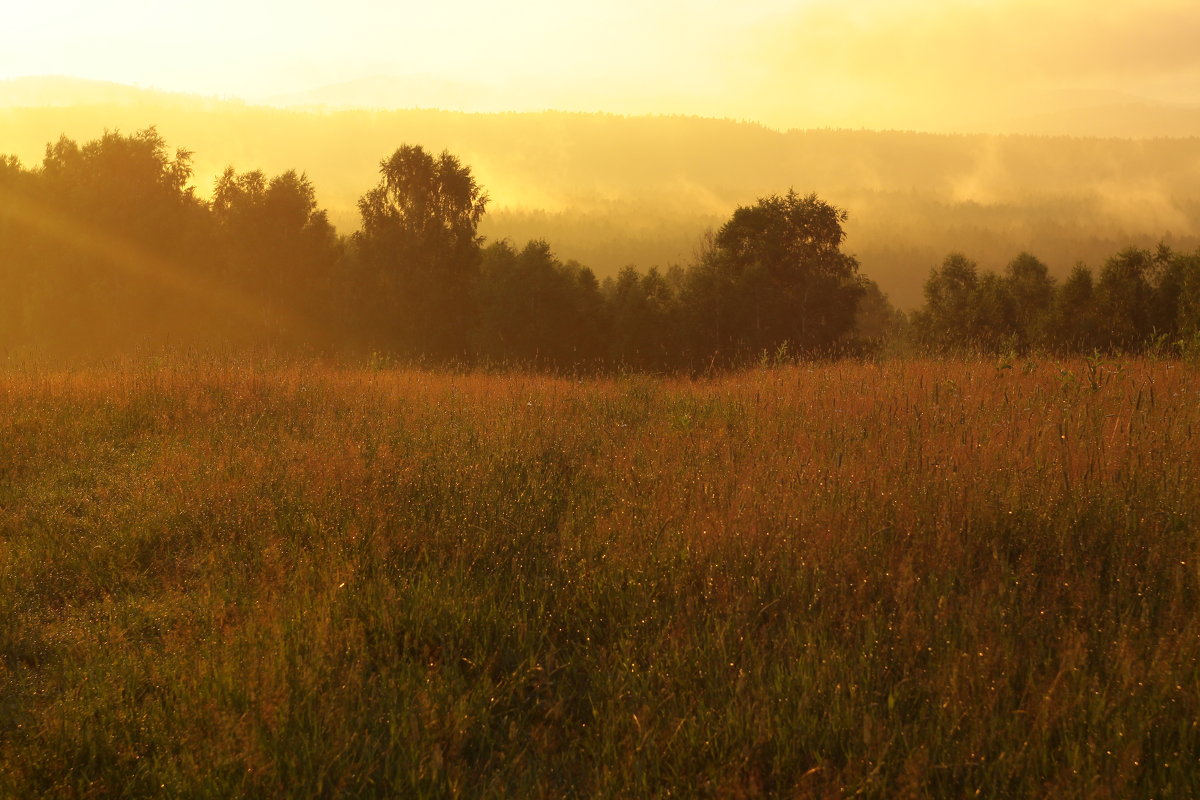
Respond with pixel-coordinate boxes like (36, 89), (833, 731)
(1, 357), (1197, 797)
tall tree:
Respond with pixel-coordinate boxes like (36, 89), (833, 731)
(608, 266), (679, 370)
(1004, 252), (1055, 349)
(21, 128), (208, 352)
(1097, 248), (1156, 351)
(686, 190), (863, 361)
(354, 145), (488, 359)
(212, 168), (339, 348)
(911, 253), (980, 351)
(1047, 265), (1100, 353)
(971, 272), (1020, 353)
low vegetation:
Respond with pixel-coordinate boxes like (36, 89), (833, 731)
(2, 357), (1197, 797)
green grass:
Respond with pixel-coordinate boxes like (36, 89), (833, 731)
(1, 358), (1198, 797)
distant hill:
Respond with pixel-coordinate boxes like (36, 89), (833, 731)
(0, 76), (239, 110)
(4, 76), (1200, 307)
(954, 87), (1200, 138)
(1000, 102), (1200, 139)
(264, 75), (508, 113)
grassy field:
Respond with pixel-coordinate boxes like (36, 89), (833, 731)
(1, 357), (1198, 798)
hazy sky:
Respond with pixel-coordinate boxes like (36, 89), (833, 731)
(4, 0), (1199, 129)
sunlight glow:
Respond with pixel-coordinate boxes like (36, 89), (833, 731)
(0, 189), (293, 332)
(3, 0), (1198, 131)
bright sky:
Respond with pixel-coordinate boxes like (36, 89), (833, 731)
(3, 0), (1199, 130)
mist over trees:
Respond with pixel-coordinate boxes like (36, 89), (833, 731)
(7, 99), (1200, 311)
(2, 127), (1199, 368)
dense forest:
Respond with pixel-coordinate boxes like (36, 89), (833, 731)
(2, 127), (1199, 368)
(5, 84), (1200, 309)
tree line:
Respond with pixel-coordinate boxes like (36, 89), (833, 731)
(0, 128), (868, 368)
(1, 127), (1198, 368)
(911, 248), (1200, 356)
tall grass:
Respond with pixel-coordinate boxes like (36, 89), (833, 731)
(1, 358), (1197, 797)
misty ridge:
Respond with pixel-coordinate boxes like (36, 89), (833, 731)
(4, 77), (1200, 310)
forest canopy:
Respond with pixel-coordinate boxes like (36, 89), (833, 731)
(5, 99), (1200, 309)
(2, 128), (1198, 368)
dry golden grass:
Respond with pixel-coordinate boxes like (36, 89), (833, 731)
(1, 357), (1197, 797)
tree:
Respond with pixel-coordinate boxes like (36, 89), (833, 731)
(472, 239), (606, 368)
(354, 145), (488, 359)
(852, 278), (906, 348)
(1097, 248), (1156, 351)
(0, 155), (36, 347)
(21, 128), (209, 352)
(608, 266), (679, 370)
(1174, 251), (1200, 343)
(686, 190), (863, 361)
(911, 253), (980, 351)
(212, 168), (339, 348)
(1046, 265), (1100, 352)
(1004, 252), (1055, 349)
(972, 272), (1020, 353)
(1142, 244), (1198, 346)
